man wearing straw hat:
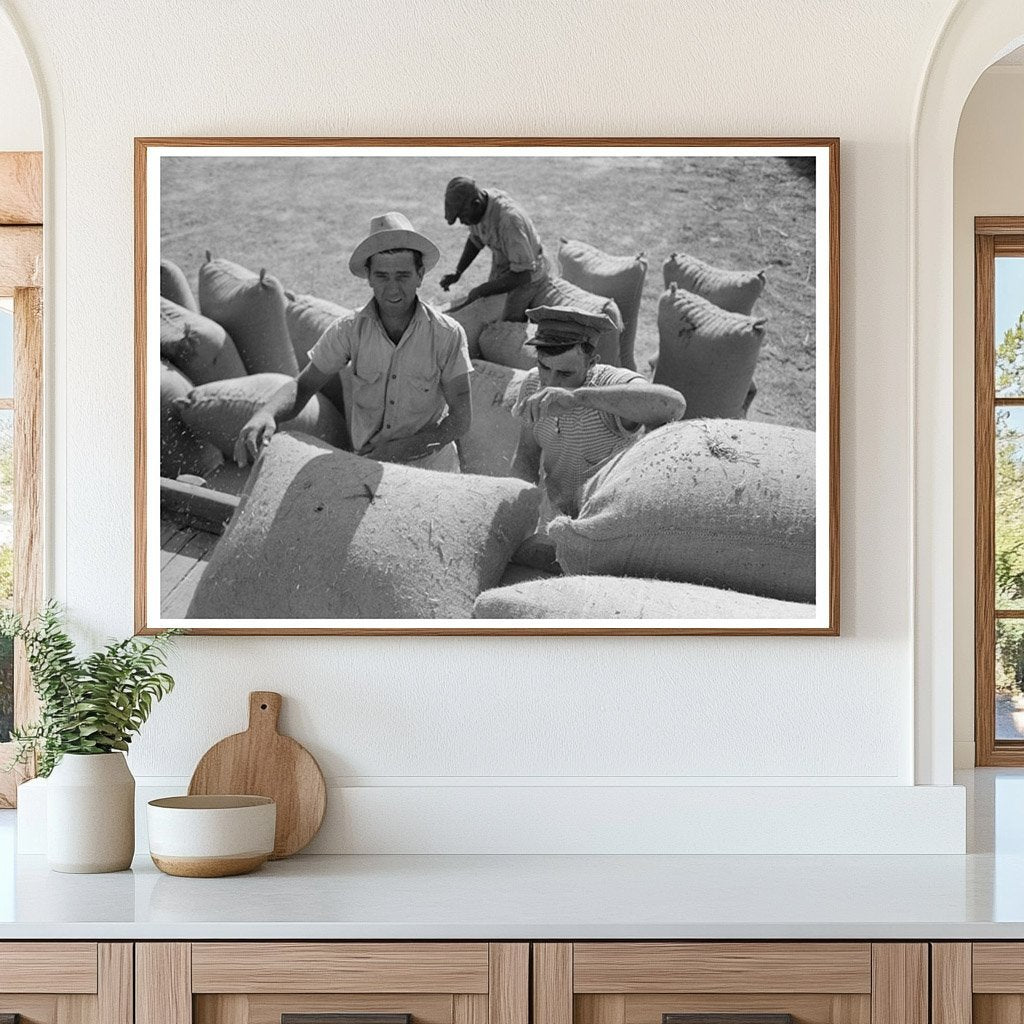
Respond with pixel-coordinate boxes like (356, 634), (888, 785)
(236, 212), (472, 472)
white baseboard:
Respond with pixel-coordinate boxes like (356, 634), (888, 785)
(17, 778), (967, 856)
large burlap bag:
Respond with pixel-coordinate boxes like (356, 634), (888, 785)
(174, 373), (348, 456)
(160, 297), (247, 384)
(474, 574), (814, 620)
(527, 276), (623, 367)
(283, 289), (353, 448)
(478, 321), (536, 371)
(558, 239), (647, 371)
(188, 432), (542, 619)
(198, 256), (298, 376)
(456, 359), (529, 476)
(444, 293), (506, 359)
(159, 361), (224, 479)
(546, 419), (816, 603)
(662, 252), (766, 315)
(654, 284), (766, 419)
(160, 259), (199, 312)
(283, 290), (351, 369)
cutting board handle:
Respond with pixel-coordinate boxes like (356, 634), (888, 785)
(248, 691), (282, 734)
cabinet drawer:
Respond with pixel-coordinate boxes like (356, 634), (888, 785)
(534, 943), (926, 1024)
(0, 943), (130, 1024)
(139, 942), (528, 1024)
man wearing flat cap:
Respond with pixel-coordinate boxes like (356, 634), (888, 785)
(511, 306), (686, 518)
(441, 176), (552, 320)
(236, 212), (472, 472)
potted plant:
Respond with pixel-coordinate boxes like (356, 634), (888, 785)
(2, 602), (179, 873)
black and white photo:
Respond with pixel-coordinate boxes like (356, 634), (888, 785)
(137, 139), (838, 634)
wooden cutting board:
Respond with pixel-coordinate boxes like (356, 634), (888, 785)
(188, 691), (326, 859)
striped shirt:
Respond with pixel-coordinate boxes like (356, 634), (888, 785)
(521, 364), (645, 516)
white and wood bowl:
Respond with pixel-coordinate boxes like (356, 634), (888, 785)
(147, 795), (276, 877)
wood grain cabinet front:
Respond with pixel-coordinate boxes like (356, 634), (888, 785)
(532, 944), (929, 1024)
(0, 943), (132, 1024)
(932, 943), (1024, 1024)
(135, 944), (529, 1024)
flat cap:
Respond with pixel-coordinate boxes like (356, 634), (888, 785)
(525, 305), (616, 347)
(444, 176), (479, 224)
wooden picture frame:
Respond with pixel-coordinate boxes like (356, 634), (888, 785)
(136, 137), (839, 636)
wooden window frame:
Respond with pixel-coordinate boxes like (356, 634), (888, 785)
(0, 151), (43, 806)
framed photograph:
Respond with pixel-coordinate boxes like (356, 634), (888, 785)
(135, 137), (838, 636)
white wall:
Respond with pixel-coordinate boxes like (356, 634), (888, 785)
(0, 0), (974, 852)
(952, 66), (1024, 767)
(0, 9), (39, 151)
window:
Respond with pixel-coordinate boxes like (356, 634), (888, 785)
(975, 219), (1024, 764)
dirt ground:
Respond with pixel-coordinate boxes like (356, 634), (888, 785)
(161, 152), (818, 430)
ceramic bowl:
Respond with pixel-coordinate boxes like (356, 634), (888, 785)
(147, 795), (276, 877)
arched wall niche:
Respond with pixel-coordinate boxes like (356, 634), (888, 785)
(914, 1), (1024, 785)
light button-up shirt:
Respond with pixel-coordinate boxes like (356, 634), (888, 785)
(309, 299), (472, 452)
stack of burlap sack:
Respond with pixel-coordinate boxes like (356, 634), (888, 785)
(162, 244), (814, 622)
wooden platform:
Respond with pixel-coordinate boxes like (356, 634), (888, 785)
(160, 519), (218, 618)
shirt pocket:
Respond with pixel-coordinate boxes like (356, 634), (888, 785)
(408, 368), (441, 394)
(351, 360), (384, 410)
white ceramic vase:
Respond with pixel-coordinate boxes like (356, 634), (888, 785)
(46, 752), (135, 873)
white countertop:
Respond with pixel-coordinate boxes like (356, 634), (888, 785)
(1, 768), (1022, 941)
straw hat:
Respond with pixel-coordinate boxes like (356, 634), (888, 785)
(348, 212), (440, 279)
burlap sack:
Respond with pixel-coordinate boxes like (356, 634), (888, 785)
(547, 419), (816, 603)
(474, 574), (815, 620)
(187, 432), (542, 619)
(174, 373), (348, 456)
(283, 289), (353, 448)
(198, 256), (298, 376)
(662, 252), (766, 315)
(283, 290), (351, 369)
(456, 359), (529, 476)
(160, 297), (247, 384)
(558, 239), (647, 371)
(444, 293), (506, 359)
(654, 284), (766, 419)
(160, 259), (199, 313)
(159, 360), (224, 479)
(478, 321), (536, 371)
(525, 276), (623, 367)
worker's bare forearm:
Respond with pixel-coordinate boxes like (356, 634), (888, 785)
(573, 384), (686, 427)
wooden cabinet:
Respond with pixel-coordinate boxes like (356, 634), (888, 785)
(532, 943), (928, 1024)
(136, 944), (528, 1024)
(0, 943), (132, 1024)
(932, 943), (1024, 1024)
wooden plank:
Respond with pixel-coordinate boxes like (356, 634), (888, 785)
(161, 527), (198, 568)
(162, 550), (211, 619)
(534, 944), (572, 1024)
(191, 943), (489, 994)
(972, 944), (1024, 992)
(974, 996), (1024, 1024)
(932, 945), (972, 1024)
(57, 993), (94, 1024)
(977, 218), (1024, 237)
(870, 945), (927, 1024)
(489, 944), (528, 1024)
(136, 943), (192, 1024)
(576, 996), (624, 1024)
(453, 995), (486, 1024)
(624, 994), (863, 1024)
(98, 945), (133, 1024)
(0, 153), (42, 225)
(160, 478), (239, 535)
(14, 286), (43, 739)
(0, 997), (58, 1024)
(0, 227), (42, 295)
(0, 943), (97, 993)
(573, 944), (872, 994)
(161, 530), (214, 594)
(244, 995), (452, 1024)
